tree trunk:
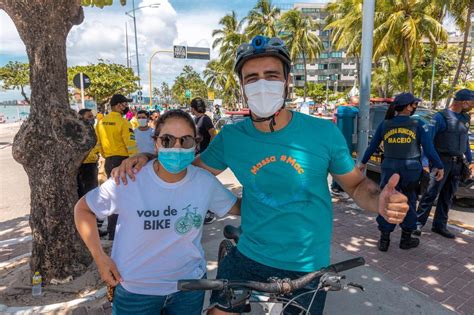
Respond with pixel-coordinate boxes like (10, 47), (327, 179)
(1, 0), (94, 282)
(445, 5), (473, 108)
(20, 85), (30, 104)
(403, 40), (414, 94)
(302, 52), (307, 102)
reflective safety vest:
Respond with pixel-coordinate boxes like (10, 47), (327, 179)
(382, 118), (421, 159)
(96, 112), (138, 158)
(434, 109), (469, 157)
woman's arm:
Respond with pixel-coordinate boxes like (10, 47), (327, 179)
(227, 198), (241, 216)
(74, 197), (123, 286)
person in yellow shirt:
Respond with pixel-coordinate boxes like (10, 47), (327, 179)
(78, 108), (100, 197)
(96, 110), (104, 122)
(96, 94), (138, 240)
(78, 108), (108, 237)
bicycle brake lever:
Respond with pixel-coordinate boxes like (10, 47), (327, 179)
(346, 282), (364, 292)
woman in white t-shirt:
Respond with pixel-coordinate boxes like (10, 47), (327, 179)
(75, 109), (240, 315)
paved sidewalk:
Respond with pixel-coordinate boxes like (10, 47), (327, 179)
(332, 197), (474, 315)
(1, 169), (472, 314)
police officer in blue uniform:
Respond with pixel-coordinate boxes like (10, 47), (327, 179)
(415, 89), (474, 238)
(359, 93), (444, 252)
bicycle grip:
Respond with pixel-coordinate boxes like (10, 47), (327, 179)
(178, 279), (224, 291)
(327, 257), (365, 273)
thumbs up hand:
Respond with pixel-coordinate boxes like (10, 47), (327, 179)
(378, 174), (409, 224)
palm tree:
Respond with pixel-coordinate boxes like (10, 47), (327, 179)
(442, 0), (474, 107)
(373, 0), (448, 93)
(211, 12), (247, 107)
(325, 0), (364, 85)
(203, 59), (226, 91)
(245, 0), (281, 38)
(280, 9), (323, 101)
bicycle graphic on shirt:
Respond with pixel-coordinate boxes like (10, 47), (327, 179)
(175, 204), (203, 235)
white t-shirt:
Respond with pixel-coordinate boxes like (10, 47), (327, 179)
(85, 161), (237, 295)
(135, 128), (155, 154)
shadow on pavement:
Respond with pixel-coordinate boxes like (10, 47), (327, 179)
(332, 199), (474, 314)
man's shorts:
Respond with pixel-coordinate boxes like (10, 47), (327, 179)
(209, 247), (327, 314)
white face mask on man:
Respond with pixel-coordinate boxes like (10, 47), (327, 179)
(244, 79), (286, 118)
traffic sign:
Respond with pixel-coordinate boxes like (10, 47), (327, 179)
(73, 73), (91, 89)
(186, 46), (210, 60)
(137, 91), (143, 96)
(174, 45), (186, 59)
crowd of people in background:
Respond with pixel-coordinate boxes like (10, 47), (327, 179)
(76, 94), (221, 238)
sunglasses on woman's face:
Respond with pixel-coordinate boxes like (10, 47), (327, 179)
(158, 134), (197, 149)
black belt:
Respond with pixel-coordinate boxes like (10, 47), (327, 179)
(440, 155), (463, 162)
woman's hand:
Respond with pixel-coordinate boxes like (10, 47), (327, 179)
(95, 253), (123, 287)
(111, 153), (152, 185)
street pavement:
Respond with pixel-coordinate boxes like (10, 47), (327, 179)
(1, 123), (473, 314)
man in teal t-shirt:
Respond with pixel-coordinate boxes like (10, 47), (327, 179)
(201, 110), (354, 272)
(114, 36), (410, 315)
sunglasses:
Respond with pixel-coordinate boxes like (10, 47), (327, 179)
(158, 134), (198, 149)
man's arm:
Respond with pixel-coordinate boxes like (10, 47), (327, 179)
(334, 168), (409, 224)
(193, 155), (225, 176)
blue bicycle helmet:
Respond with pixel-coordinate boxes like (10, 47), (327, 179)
(234, 35), (292, 78)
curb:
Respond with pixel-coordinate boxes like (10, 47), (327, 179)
(0, 287), (107, 314)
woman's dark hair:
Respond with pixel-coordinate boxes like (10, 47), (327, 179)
(153, 109), (197, 139)
(137, 110), (150, 117)
(384, 103), (410, 120)
(190, 97), (207, 114)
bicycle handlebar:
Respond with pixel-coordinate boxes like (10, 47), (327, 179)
(178, 257), (365, 294)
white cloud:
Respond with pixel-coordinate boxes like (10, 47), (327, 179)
(0, 11), (27, 56)
(0, 1), (226, 101)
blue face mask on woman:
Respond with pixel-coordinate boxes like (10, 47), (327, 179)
(158, 147), (195, 174)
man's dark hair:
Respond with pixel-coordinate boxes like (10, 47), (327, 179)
(153, 109), (197, 138)
(137, 110), (150, 117)
(78, 108), (92, 117)
(190, 97), (207, 114)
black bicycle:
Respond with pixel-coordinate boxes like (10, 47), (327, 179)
(178, 225), (366, 314)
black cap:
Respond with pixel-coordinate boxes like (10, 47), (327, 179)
(454, 88), (474, 101)
(110, 94), (132, 106)
(393, 92), (421, 108)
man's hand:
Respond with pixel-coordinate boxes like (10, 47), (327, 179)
(470, 163), (474, 179)
(111, 153), (150, 185)
(378, 174), (409, 224)
(423, 166), (430, 174)
(432, 168), (444, 181)
(95, 253), (123, 287)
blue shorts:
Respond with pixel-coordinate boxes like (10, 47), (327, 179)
(210, 247), (327, 314)
(112, 283), (204, 315)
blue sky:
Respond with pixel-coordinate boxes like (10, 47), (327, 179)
(0, 0), (457, 101)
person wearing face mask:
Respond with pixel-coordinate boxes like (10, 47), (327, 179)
(77, 108), (100, 198)
(75, 109), (240, 315)
(96, 94), (138, 240)
(112, 36), (412, 315)
(359, 93), (444, 252)
(134, 110), (156, 154)
(415, 88), (474, 239)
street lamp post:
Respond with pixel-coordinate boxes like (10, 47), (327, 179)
(149, 50), (173, 107)
(125, 1), (160, 88)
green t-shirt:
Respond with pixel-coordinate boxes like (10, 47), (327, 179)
(201, 111), (354, 272)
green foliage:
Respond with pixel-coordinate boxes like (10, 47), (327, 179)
(295, 82), (329, 103)
(171, 66), (208, 105)
(153, 82), (173, 103)
(0, 61), (30, 103)
(68, 60), (139, 106)
(81, 0), (118, 8)
(245, 0), (281, 38)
